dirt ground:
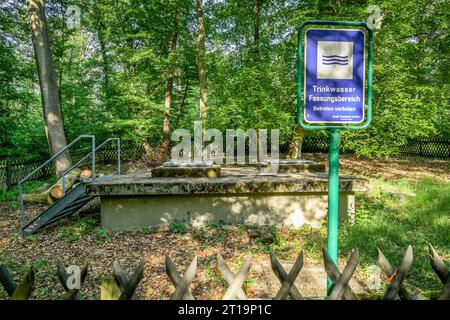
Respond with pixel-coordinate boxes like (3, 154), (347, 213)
(0, 154), (448, 300)
(304, 153), (450, 181)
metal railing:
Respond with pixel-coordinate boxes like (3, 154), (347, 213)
(18, 136), (122, 231)
(17, 136), (121, 232)
(18, 135), (96, 229)
(61, 138), (121, 196)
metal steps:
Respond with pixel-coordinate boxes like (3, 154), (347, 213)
(22, 183), (95, 236)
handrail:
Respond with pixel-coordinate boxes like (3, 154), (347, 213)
(17, 135), (95, 185)
(18, 135), (95, 231)
(61, 138), (120, 195)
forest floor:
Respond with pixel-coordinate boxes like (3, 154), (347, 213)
(0, 154), (449, 300)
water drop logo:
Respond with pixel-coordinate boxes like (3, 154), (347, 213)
(317, 41), (353, 79)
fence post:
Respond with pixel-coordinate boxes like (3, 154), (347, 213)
(6, 159), (12, 190)
(448, 140), (450, 158)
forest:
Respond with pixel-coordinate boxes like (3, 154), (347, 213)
(0, 0), (449, 303)
(0, 0), (449, 160)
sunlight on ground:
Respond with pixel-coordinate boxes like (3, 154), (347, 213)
(0, 156), (448, 299)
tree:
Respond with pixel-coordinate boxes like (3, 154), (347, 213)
(286, 125), (305, 159)
(196, 0), (207, 121)
(0, 0), (448, 161)
(160, 9), (181, 158)
(26, 0), (71, 176)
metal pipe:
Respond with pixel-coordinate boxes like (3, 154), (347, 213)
(19, 136), (121, 231)
(92, 136), (96, 182)
(62, 175), (66, 196)
(61, 137), (117, 180)
(61, 138), (120, 185)
(117, 138), (121, 175)
(18, 183), (25, 232)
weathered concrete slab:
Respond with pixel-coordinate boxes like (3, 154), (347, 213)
(87, 169), (368, 196)
(86, 167), (368, 231)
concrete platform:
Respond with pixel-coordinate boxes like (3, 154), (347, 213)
(86, 167), (368, 231)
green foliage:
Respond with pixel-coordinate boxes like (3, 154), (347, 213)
(0, 180), (49, 208)
(58, 216), (99, 242)
(169, 222), (189, 234)
(0, 0), (448, 157)
(95, 228), (112, 242)
(341, 177), (450, 289)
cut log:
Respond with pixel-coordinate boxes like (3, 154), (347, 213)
(22, 193), (49, 204)
(49, 169), (81, 199)
(23, 186), (56, 205)
(23, 169), (82, 204)
(32, 182), (51, 194)
(79, 169), (92, 179)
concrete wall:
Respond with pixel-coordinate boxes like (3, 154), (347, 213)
(100, 192), (355, 230)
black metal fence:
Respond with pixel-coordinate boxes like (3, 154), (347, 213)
(301, 136), (330, 153)
(1, 138), (448, 190)
(0, 142), (145, 190)
(302, 137), (450, 159)
(398, 138), (450, 158)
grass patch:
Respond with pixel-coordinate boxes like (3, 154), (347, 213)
(58, 216), (98, 242)
(0, 180), (51, 208)
(340, 177), (450, 290)
(169, 223), (189, 234)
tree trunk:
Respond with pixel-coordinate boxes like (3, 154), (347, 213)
(57, 1), (66, 104)
(196, 0), (207, 121)
(22, 192), (53, 205)
(286, 125), (305, 159)
(89, 4), (110, 91)
(26, 0), (71, 177)
(161, 9), (181, 158)
(175, 79), (189, 128)
(253, 0), (261, 65)
(252, 0), (261, 112)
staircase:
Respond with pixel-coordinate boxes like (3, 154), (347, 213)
(22, 183), (95, 236)
(18, 136), (121, 236)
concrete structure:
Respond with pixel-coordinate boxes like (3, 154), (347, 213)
(86, 167), (368, 231)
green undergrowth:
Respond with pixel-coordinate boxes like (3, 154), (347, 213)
(339, 177), (450, 290)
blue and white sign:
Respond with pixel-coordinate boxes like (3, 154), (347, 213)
(304, 29), (365, 123)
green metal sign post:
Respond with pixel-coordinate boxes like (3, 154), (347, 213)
(296, 20), (374, 294)
(327, 128), (341, 291)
